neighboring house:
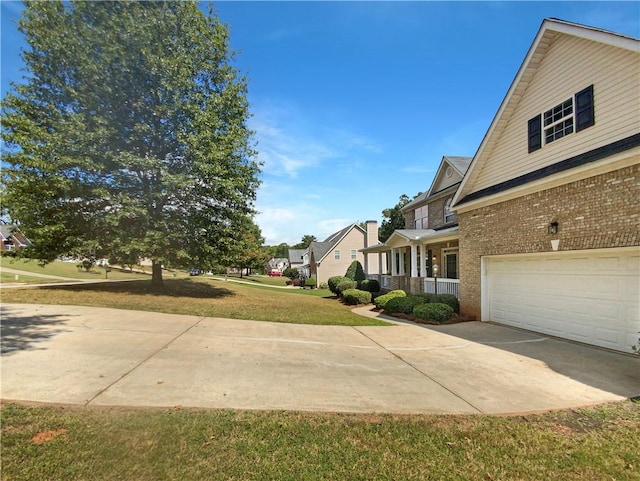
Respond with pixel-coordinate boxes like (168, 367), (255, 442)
(451, 19), (639, 352)
(361, 156), (471, 296)
(267, 257), (289, 274)
(0, 224), (31, 252)
(287, 249), (307, 274)
(306, 221), (380, 285)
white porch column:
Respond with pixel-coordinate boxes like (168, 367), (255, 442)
(391, 248), (397, 275)
(399, 249), (405, 276)
(378, 252), (383, 274)
(410, 244), (418, 278)
(419, 244), (426, 278)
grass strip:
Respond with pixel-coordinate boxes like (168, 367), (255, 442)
(2, 401), (639, 481)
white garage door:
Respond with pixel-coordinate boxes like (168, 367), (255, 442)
(485, 248), (640, 352)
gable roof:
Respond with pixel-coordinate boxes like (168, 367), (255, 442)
(452, 18), (640, 209)
(287, 249), (306, 263)
(0, 224), (31, 247)
(403, 156), (472, 212)
(309, 223), (365, 264)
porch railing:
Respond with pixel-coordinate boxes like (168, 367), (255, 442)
(423, 277), (459, 298)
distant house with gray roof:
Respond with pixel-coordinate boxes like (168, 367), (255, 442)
(305, 221), (380, 286)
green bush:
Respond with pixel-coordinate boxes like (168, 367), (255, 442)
(434, 294), (460, 313)
(384, 294), (429, 314)
(303, 277), (316, 288)
(319, 282), (329, 290)
(283, 267), (299, 279)
(344, 260), (366, 284)
(328, 276), (346, 295)
(341, 289), (372, 305)
(415, 292), (438, 304)
(413, 302), (454, 323)
(360, 278), (380, 293)
(336, 278), (358, 296)
(373, 290), (406, 309)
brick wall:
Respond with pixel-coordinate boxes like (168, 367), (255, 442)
(428, 195), (457, 230)
(458, 164), (640, 319)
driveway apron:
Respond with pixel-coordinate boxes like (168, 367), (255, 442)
(1, 303), (638, 414)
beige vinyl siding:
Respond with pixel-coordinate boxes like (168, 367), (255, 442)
(316, 227), (366, 284)
(470, 34), (640, 193)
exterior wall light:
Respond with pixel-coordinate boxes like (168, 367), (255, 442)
(548, 221), (559, 235)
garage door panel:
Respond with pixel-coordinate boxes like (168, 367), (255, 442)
(486, 250), (640, 353)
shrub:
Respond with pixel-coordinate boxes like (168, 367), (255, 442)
(283, 267), (299, 279)
(319, 282), (329, 290)
(344, 260), (366, 284)
(360, 278), (380, 293)
(292, 278), (301, 287)
(342, 289), (372, 305)
(413, 302), (454, 323)
(434, 294), (460, 313)
(415, 292), (438, 304)
(303, 277), (316, 288)
(384, 294), (429, 314)
(336, 278), (358, 296)
(373, 290), (406, 309)
(328, 276), (346, 295)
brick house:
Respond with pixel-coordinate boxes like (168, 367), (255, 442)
(361, 156), (471, 295)
(452, 19), (639, 352)
(306, 221), (380, 286)
(0, 224), (31, 252)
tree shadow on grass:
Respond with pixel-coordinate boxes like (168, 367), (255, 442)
(1, 305), (70, 355)
(35, 278), (236, 299)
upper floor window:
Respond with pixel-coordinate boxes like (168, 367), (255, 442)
(334, 250), (340, 260)
(444, 197), (455, 223)
(350, 249), (357, 260)
(528, 85), (594, 153)
(413, 205), (428, 229)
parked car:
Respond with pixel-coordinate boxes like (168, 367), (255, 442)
(189, 268), (201, 276)
(268, 269), (282, 276)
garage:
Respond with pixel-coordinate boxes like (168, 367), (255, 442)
(483, 248), (640, 353)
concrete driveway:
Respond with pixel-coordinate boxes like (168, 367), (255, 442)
(1, 303), (638, 414)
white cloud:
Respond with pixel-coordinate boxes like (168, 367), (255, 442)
(250, 113), (338, 179)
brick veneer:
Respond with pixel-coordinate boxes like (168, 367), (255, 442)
(458, 164), (640, 319)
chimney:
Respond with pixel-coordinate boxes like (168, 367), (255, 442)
(365, 220), (378, 248)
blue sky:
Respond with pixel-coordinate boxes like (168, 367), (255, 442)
(2, 1), (639, 245)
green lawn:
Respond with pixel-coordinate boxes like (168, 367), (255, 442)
(2, 401), (639, 481)
(0, 276), (387, 326)
(0, 258), (153, 280)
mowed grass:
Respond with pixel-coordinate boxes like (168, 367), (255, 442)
(0, 277), (388, 326)
(0, 258), (152, 281)
(2, 401), (639, 481)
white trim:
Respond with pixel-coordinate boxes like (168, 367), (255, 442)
(441, 247), (459, 279)
(455, 150), (639, 213)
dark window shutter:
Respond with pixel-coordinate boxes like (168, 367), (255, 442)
(528, 114), (542, 153)
(575, 84), (594, 132)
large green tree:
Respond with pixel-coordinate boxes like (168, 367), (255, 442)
(1, 1), (260, 286)
(379, 194), (412, 242)
(293, 234), (317, 249)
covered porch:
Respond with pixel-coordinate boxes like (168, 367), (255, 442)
(361, 227), (460, 298)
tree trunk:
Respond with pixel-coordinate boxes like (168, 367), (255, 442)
(151, 261), (164, 288)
